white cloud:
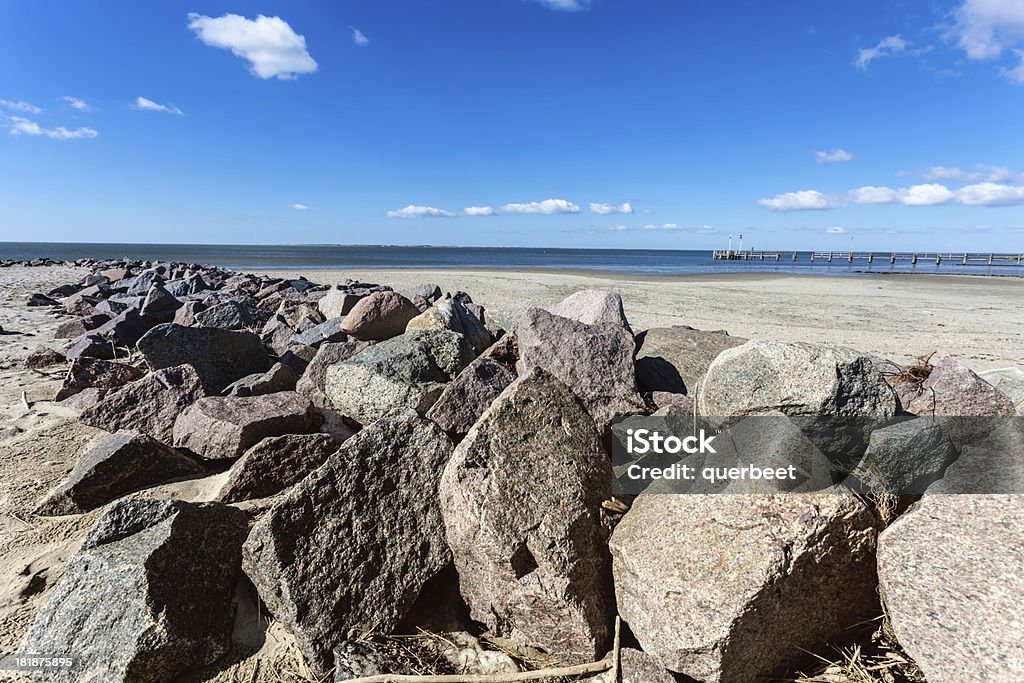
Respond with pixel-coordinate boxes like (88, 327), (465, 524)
(132, 97), (184, 115)
(500, 198), (580, 214)
(464, 206), (497, 216)
(849, 186), (903, 204)
(855, 35), (911, 70)
(7, 116), (97, 139)
(607, 225), (630, 231)
(902, 183), (957, 205)
(956, 182), (1024, 206)
(533, 0), (592, 11)
(695, 224), (718, 233)
(758, 190), (837, 212)
(187, 13), (318, 80)
(0, 99), (43, 114)
(925, 164), (1018, 182)
(290, 203), (309, 210)
(1005, 49), (1024, 83)
(386, 205), (456, 218)
(351, 27), (369, 46)
(62, 96), (91, 111)
(951, 0), (1024, 60)
(826, 226), (848, 234)
(589, 202), (634, 215)
(815, 148), (854, 163)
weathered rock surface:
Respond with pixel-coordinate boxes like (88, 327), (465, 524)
(340, 290), (420, 341)
(173, 391), (317, 460)
(440, 369), (613, 664)
(139, 283), (182, 321)
(516, 308), (645, 431)
(591, 648), (677, 683)
(406, 299), (493, 353)
(979, 366), (1024, 413)
(545, 289), (632, 331)
(480, 327), (518, 368)
(878, 495), (1024, 683)
(635, 326), (747, 394)
(294, 340), (370, 408)
(16, 499), (247, 683)
(326, 330), (475, 425)
(850, 417), (959, 494)
(65, 334), (115, 360)
(426, 357), (515, 435)
(80, 365), (206, 444)
(290, 316), (348, 347)
(137, 323), (270, 393)
(54, 314), (110, 339)
(697, 340), (897, 422)
(223, 362), (298, 397)
(54, 357), (145, 401)
(193, 300), (269, 330)
(216, 433), (339, 503)
(34, 433), (204, 516)
(609, 493), (878, 682)
(244, 409), (453, 672)
(90, 309), (150, 347)
(25, 346), (68, 368)
(26, 292), (60, 306)
(905, 357), (1016, 417)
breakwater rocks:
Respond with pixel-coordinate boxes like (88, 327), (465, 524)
(6, 257), (1024, 683)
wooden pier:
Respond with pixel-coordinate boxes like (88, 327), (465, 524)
(712, 250), (1024, 266)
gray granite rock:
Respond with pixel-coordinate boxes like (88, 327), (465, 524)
(294, 340), (370, 408)
(290, 317), (348, 347)
(25, 346), (68, 368)
(545, 289), (632, 332)
(426, 357), (515, 435)
(635, 326), (747, 394)
(979, 367), (1024, 413)
(406, 299), (493, 354)
(906, 357), (1016, 417)
(216, 433), (339, 503)
(223, 362), (298, 397)
(137, 323), (270, 393)
(850, 417), (959, 494)
(54, 357), (145, 401)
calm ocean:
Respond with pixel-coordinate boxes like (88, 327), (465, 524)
(1, 242), (1021, 277)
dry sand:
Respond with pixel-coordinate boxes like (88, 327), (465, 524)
(0, 264), (1022, 680)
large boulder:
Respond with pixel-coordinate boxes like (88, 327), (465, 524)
(440, 369), (613, 664)
(137, 323), (270, 393)
(979, 366), (1024, 412)
(289, 316), (348, 347)
(545, 289), (632, 331)
(216, 433), (340, 503)
(697, 340), (897, 421)
(244, 409), (453, 673)
(222, 362), (298, 397)
(15, 499), (247, 683)
(294, 340), (370, 408)
(905, 357), (1016, 417)
(172, 392), (317, 460)
(53, 357), (145, 401)
(193, 300), (270, 330)
(406, 299), (493, 353)
(426, 357), (515, 436)
(65, 334), (115, 361)
(516, 308), (645, 432)
(325, 330), (475, 425)
(635, 326), (747, 395)
(79, 364), (206, 444)
(34, 432), (204, 516)
(139, 283), (182, 321)
(609, 493), (878, 682)
(340, 290), (420, 341)
(849, 417), (959, 495)
(25, 346), (68, 368)
(878, 495), (1024, 682)
(90, 309), (151, 347)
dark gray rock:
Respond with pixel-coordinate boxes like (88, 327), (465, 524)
(25, 346), (68, 368)
(400, 283), (443, 302)
(325, 330), (476, 425)
(193, 300), (270, 330)
(54, 357), (145, 401)
(289, 317), (348, 347)
(172, 392), (317, 460)
(171, 300), (206, 326)
(294, 340), (370, 408)
(26, 292), (60, 306)
(340, 291), (420, 341)
(90, 309), (150, 347)
(878, 495), (1024, 683)
(54, 314), (110, 340)
(440, 369), (613, 664)
(139, 283), (182, 321)
(635, 326), (747, 394)
(15, 499), (247, 683)
(850, 417), (959, 494)
(125, 269), (164, 296)
(244, 409), (454, 673)
(137, 323), (270, 393)
(66, 334), (116, 361)
(33, 433), (204, 516)
(610, 493), (878, 682)
(426, 357), (515, 435)
(223, 362), (298, 397)
(216, 433), (340, 503)
(164, 273), (209, 297)
(517, 308), (645, 432)
(79, 365), (206, 444)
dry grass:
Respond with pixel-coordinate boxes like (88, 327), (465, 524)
(786, 614), (925, 683)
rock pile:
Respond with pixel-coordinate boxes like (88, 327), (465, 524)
(9, 259), (1023, 682)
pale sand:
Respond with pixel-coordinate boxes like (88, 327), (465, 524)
(0, 264), (1022, 681)
(259, 268), (1024, 370)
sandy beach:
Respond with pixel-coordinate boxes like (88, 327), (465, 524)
(258, 268), (1024, 371)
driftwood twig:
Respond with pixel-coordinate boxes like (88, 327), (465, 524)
(610, 616), (622, 682)
(20, 390), (30, 410)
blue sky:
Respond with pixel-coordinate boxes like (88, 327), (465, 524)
(2, 0), (1023, 251)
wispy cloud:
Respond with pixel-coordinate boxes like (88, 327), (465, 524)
(290, 203), (309, 210)
(761, 181), (1024, 211)
(532, 0), (592, 11)
(386, 205), (457, 218)
(351, 27), (370, 46)
(132, 97), (184, 115)
(62, 96), (91, 111)
(500, 198), (580, 214)
(855, 35), (912, 70)
(464, 206), (497, 216)
(949, 0), (1024, 82)
(815, 148), (854, 164)
(826, 226), (848, 234)
(925, 164), (1019, 182)
(589, 202), (634, 215)
(0, 99), (43, 114)
(187, 13), (318, 80)
(7, 116), (97, 139)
